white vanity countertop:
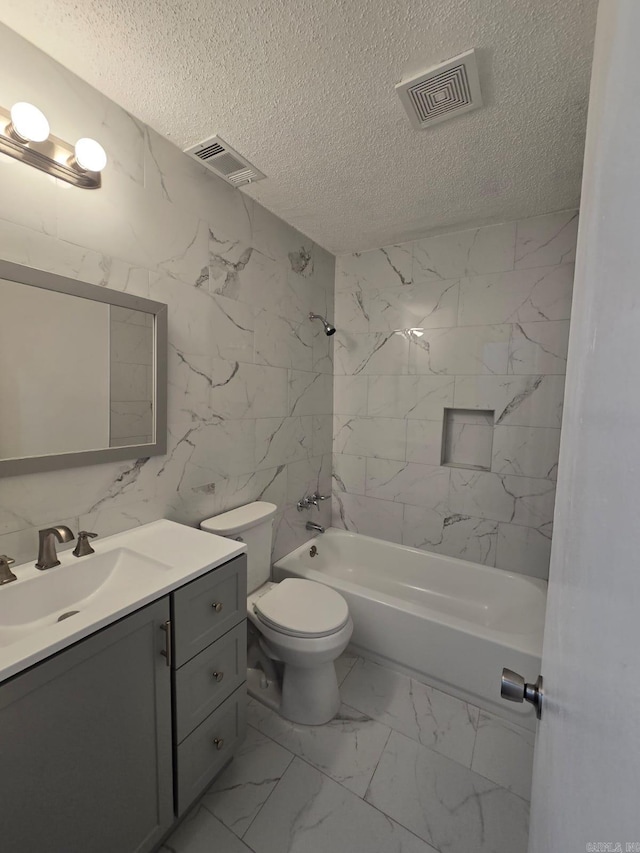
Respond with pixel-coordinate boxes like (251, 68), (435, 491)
(0, 519), (246, 684)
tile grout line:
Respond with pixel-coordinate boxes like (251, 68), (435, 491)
(234, 725), (297, 845)
(341, 658), (526, 779)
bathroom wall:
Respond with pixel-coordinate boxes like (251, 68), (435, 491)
(332, 211), (578, 579)
(0, 23), (334, 565)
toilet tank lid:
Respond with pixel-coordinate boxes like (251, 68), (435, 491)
(200, 501), (277, 535)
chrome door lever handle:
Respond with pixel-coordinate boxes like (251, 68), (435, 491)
(501, 667), (544, 719)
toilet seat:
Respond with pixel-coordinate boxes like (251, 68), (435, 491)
(253, 578), (349, 639)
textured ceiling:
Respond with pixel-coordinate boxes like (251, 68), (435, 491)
(0, 0), (598, 253)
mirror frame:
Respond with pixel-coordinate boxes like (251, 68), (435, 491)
(0, 259), (167, 477)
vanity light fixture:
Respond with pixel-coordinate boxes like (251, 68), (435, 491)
(73, 137), (107, 173)
(0, 102), (106, 189)
(8, 102), (50, 142)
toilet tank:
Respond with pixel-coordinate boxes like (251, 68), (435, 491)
(200, 501), (277, 593)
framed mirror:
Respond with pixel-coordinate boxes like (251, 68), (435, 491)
(0, 259), (167, 476)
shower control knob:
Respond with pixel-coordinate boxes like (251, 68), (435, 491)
(501, 668), (544, 719)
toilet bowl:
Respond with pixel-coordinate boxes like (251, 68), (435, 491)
(200, 501), (353, 725)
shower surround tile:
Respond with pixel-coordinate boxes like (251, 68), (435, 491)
(492, 425), (562, 479)
(407, 324), (512, 376)
(365, 459), (450, 510)
(333, 212), (576, 579)
(333, 375), (368, 415)
(508, 320), (570, 374)
(255, 417), (313, 471)
(334, 331), (408, 376)
(405, 420), (445, 465)
(495, 521), (553, 578)
(515, 209), (579, 269)
(332, 492), (404, 544)
(367, 375), (454, 420)
(453, 374), (566, 429)
(332, 453), (366, 495)
(401, 506), (499, 565)
(334, 279), (460, 333)
(449, 469), (556, 527)
(457, 263), (574, 326)
(333, 415), (407, 461)
(335, 244), (413, 291)
(412, 221), (516, 282)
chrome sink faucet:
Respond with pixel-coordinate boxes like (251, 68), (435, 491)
(0, 555), (16, 585)
(36, 526), (75, 570)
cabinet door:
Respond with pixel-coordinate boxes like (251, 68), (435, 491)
(0, 598), (173, 853)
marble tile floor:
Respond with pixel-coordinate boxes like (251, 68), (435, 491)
(161, 652), (532, 853)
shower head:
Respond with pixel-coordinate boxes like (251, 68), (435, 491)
(309, 312), (336, 336)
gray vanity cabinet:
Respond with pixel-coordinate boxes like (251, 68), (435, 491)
(0, 597), (173, 853)
(171, 553), (248, 816)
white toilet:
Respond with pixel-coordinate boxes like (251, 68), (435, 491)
(200, 501), (353, 725)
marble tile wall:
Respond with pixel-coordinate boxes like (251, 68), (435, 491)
(332, 211), (578, 578)
(0, 24), (334, 566)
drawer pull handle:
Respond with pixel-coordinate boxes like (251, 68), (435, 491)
(160, 620), (172, 667)
(212, 671), (224, 682)
(213, 737), (224, 750)
(211, 601), (223, 612)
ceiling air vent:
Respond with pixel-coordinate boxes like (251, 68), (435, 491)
(184, 135), (266, 186)
(396, 49), (483, 130)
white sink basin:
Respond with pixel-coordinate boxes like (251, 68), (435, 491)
(0, 519), (246, 683)
(0, 548), (170, 649)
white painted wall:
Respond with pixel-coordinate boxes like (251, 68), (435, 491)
(0, 280), (109, 457)
(529, 1), (640, 848)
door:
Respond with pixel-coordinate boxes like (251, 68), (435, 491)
(0, 597), (174, 853)
(528, 2), (640, 849)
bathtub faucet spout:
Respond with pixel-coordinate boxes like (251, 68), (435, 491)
(306, 521), (325, 534)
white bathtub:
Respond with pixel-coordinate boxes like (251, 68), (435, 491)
(273, 528), (547, 729)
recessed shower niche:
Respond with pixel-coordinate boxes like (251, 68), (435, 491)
(441, 408), (495, 471)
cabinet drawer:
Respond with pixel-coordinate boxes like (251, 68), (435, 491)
(175, 684), (247, 815)
(172, 555), (246, 667)
(174, 621), (247, 743)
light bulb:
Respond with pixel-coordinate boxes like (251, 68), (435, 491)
(9, 102), (50, 143)
(74, 137), (107, 172)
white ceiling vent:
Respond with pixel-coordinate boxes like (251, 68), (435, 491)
(184, 135), (266, 186)
(396, 49), (483, 130)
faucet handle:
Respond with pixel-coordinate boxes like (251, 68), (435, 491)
(310, 492), (330, 510)
(73, 531), (98, 558)
(0, 555), (17, 585)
